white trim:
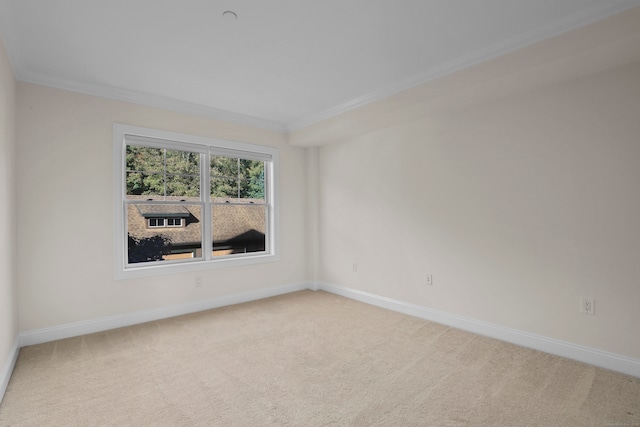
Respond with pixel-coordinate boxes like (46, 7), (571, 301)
(0, 337), (19, 405)
(317, 282), (640, 379)
(307, 281), (320, 292)
(113, 124), (280, 279)
(19, 282), (308, 347)
(11, 282), (640, 382)
(16, 70), (287, 133)
(286, 0), (640, 131)
(8, 2), (638, 135)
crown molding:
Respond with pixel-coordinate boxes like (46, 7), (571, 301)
(17, 70), (288, 133)
(286, 0), (640, 132)
(8, 1), (639, 135)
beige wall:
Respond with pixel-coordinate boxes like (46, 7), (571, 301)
(0, 38), (17, 375)
(5, 5), (640, 368)
(15, 83), (307, 331)
(316, 60), (640, 359)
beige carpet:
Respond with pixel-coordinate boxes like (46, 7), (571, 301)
(1, 290), (639, 426)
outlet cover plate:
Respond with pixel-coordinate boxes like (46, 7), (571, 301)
(580, 297), (595, 315)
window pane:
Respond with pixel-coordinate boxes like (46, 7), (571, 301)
(127, 204), (203, 264)
(126, 172), (165, 198)
(166, 218), (183, 227)
(210, 156), (240, 179)
(211, 177), (239, 199)
(166, 149), (200, 199)
(126, 146), (163, 173)
(238, 159), (264, 180)
(210, 179), (265, 201)
(165, 150), (199, 175)
(166, 174), (200, 199)
(239, 177), (265, 201)
(126, 146), (200, 200)
(149, 218), (164, 227)
(210, 157), (265, 201)
(212, 203), (266, 256)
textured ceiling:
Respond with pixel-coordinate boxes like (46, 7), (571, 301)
(1, 0), (639, 131)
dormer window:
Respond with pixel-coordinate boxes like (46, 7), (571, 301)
(137, 204), (191, 229)
(147, 217), (184, 228)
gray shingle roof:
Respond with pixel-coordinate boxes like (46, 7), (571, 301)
(136, 204), (191, 218)
(127, 198), (265, 246)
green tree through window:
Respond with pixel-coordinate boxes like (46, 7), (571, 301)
(210, 157), (264, 200)
(126, 146), (200, 199)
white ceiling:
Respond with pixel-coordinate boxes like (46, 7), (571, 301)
(1, 0), (639, 132)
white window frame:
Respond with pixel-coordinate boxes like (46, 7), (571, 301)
(148, 218), (166, 228)
(113, 124), (279, 279)
(166, 218), (183, 227)
(147, 217), (184, 228)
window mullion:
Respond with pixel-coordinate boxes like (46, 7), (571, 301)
(236, 157), (241, 199)
(163, 148), (167, 199)
(265, 161), (272, 254)
(202, 152), (212, 260)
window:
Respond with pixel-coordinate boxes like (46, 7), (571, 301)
(149, 218), (165, 228)
(147, 218), (184, 228)
(167, 218), (182, 227)
(113, 124), (279, 278)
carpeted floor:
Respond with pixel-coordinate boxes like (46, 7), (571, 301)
(1, 290), (639, 426)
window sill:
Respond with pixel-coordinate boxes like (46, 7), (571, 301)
(115, 252), (280, 280)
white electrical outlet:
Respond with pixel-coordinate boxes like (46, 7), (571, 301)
(195, 276), (203, 287)
(426, 274), (433, 286)
(352, 262), (358, 273)
(580, 297), (595, 315)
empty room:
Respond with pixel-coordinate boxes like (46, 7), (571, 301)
(1, 1), (640, 425)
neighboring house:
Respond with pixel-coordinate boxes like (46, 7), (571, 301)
(127, 197), (265, 261)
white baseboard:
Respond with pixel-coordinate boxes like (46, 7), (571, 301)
(19, 282), (308, 347)
(318, 282), (640, 378)
(0, 337), (19, 405)
(15, 280), (640, 379)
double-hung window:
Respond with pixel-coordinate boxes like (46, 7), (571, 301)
(113, 124), (279, 278)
